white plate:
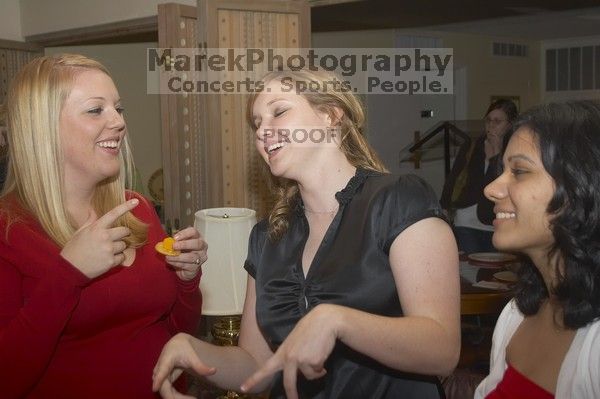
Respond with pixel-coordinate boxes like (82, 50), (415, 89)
(493, 271), (518, 283)
(468, 252), (517, 264)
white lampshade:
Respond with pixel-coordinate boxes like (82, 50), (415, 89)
(194, 208), (256, 316)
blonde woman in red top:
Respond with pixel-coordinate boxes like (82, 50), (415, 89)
(0, 54), (207, 399)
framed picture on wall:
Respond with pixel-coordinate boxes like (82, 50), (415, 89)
(491, 95), (520, 112)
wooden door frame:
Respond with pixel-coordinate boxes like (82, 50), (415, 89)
(157, 3), (200, 230)
(197, 0), (311, 210)
(199, 0), (310, 48)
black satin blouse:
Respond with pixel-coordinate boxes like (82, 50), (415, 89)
(244, 169), (446, 399)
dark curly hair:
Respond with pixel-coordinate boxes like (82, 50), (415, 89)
(512, 100), (600, 329)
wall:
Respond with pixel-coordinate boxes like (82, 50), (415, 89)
(20, 0), (196, 37)
(312, 28), (541, 194)
(0, 0), (23, 41)
(435, 30), (540, 117)
(314, 28), (541, 118)
(312, 29), (404, 175)
(541, 35), (600, 103)
(46, 43), (162, 196)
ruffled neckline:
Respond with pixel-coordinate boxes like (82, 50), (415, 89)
(334, 167), (379, 204)
(294, 167), (380, 214)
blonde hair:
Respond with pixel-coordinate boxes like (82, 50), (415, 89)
(246, 69), (387, 241)
(0, 53), (147, 247)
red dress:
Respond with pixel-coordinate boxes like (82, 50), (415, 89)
(0, 193), (202, 399)
(486, 364), (554, 399)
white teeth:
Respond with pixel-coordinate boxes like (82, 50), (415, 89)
(267, 142), (285, 153)
(496, 212), (516, 219)
(98, 140), (119, 149)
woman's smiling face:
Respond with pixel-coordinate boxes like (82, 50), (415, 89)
(484, 128), (556, 258)
(59, 69), (126, 188)
(251, 79), (337, 179)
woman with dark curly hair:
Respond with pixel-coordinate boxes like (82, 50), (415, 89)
(475, 100), (600, 398)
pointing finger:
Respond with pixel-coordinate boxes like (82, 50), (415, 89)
(240, 355), (281, 393)
(283, 361), (299, 399)
(96, 199), (139, 228)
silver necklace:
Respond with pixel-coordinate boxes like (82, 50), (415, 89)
(303, 204), (339, 215)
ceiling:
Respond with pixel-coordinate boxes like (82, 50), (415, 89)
(311, 0), (600, 40)
(39, 1), (600, 46)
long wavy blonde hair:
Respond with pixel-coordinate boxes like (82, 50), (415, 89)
(0, 53), (147, 247)
(246, 69), (387, 241)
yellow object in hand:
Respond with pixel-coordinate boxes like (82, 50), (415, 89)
(163, 237), (175, 251)
(155, 236), (180, 256)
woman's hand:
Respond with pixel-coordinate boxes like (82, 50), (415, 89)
(240, 304), (340, 399)
(165, 227), (208, 281)
(60, 199), (139, 279)
(152, 333), (216, 399)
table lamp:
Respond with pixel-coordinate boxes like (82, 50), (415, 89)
(194, 207), (256, 345)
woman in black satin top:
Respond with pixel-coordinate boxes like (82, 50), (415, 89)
(153, 69), (461, 399)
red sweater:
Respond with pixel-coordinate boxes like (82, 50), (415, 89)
(0, 193), (202, 399)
